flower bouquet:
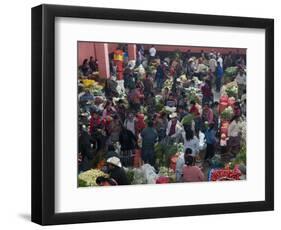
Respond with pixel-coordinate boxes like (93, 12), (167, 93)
(185, 87), (201, 104)
(192, 76), (202, 86)
(163, 79), (173, 89)
(221, 106), (234, 120)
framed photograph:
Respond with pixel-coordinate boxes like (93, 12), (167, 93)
(31, 4), (274, 225)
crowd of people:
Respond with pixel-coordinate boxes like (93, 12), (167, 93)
(78, 44), (247, 185)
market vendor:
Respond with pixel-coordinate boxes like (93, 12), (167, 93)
(124, 112), (137, 135)
(165, 93), (177, 107)
(79, 89), (95, 112)
(166, 112), (183, 141)
(201, 79), (213, 106)
(89, 56), (98, 72)
(119, 125), (137, 167)
(155, 63), (165, 90)
(128, 87), (144, 112)
(201, 103), (214, 125)
(79, 58), (90, 76)
(106, 156), (129, 185)
(189, 100), (202, 132)
(162, 87), (170, 102)
(141, 120), (158, 167)
(204, 122), (217, 161)
(78, 125), (94, 172)
(175, 148), (193, 182)
(102, 100), (116, 120)
(89, 111), (107, 151)
(108, 114), (122, 144)
(235, 67), (246, 98)
(182, 154), (204, 182)
(96, 176), (117, 186)
(152, 112), (167, 142)
(227, 116), (241, 157)
(182, 127), (200, 157)
(216, 62), (224, 92)
(113, 46), (124, 80)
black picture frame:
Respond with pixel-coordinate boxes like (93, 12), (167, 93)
(31, 4), (274, 225)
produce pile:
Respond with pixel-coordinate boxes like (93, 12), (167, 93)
(221, 106), (234, 121)
(78, 169), (109, 187)
(126, 164), (176, 185)
(208, 164), (241, 181)
(224, 66), (238, 77)
(155, 142), (184, 168)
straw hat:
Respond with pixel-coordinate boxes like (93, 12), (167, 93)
(169, 112), (178, 119)
(188, 57), (194, 62)
(106, 156), (122, 168)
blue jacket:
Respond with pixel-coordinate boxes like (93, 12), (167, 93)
(205, 128), (217, 144)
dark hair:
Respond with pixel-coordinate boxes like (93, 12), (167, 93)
(230, 115), (239, 123)
(96, 176), (117, 186)
(212, 101), (219, 107)
(190, 100), (196, 105)
(107, 144), (115, 152)
(184, 154), (194, 166)
(160, 111), (167, 118)
(82, 58), (88, 66)
(113, 114), (119, 120)
(208, 122), (215, 129)
(104, 100), (112, 108)
(185, 128), (194, 141)
(185, 148), (193, 155)
(96, 176), (106, 185)
(147, 120), (153, 127)
(205, 79), (211, 87)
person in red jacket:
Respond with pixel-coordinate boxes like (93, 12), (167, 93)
(89, 111), (107, 151)
(189, 100), (201, 132)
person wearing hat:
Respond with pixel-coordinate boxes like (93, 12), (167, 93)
(166, 112), (183, 141)
(106, 156), (129, 185)
(186, 57), (195, 78)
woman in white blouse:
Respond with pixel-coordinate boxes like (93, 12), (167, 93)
(227, 116), (241, 156)
(181, 127), (200, 157)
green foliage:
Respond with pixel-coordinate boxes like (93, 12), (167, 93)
(221, 106), (234, 120)
(225, 66), (238, 77)
(126, 169), (135, 185)
(78, 178), (88, 187)
(155, 142), (180, 167)
(181, 114), (194, 126)
(225, 86), (238, 98)
(170, 49), (182, 60)
(233, 144), (246, 165)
